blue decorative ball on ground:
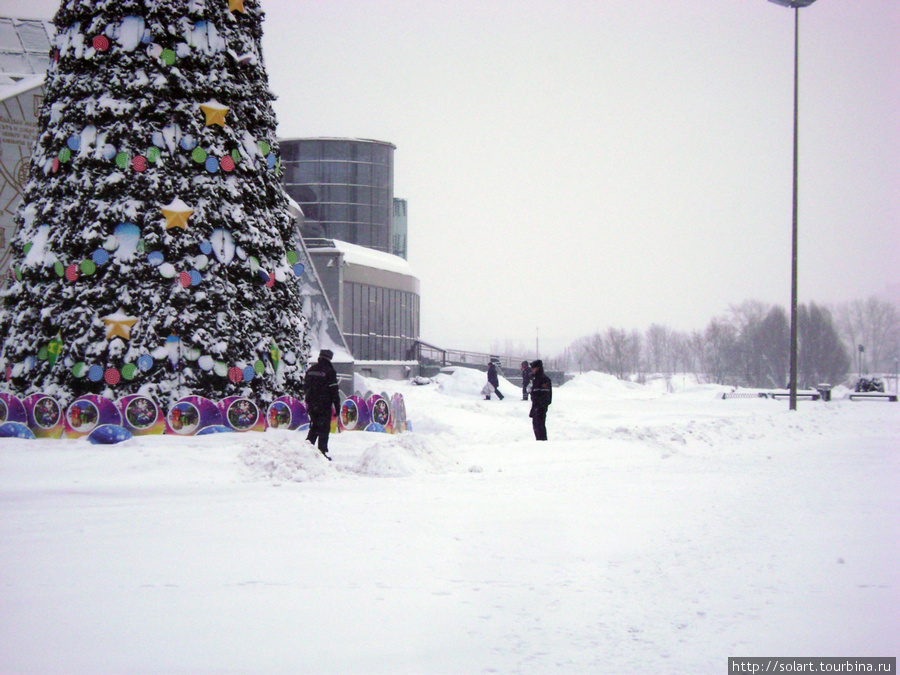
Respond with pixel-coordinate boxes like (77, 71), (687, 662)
(88, 425), (133, 445)
(0, 422), (35, 439)
(197, 425), (233, 435)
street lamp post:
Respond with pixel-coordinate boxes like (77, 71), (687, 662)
(767, 0), (818, 410)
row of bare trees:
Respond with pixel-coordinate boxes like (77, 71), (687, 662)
(564, 297), (900, 389)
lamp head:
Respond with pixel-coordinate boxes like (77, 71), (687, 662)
(767, 0), (818, 7)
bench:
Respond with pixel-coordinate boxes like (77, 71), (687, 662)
(721, 392), (767, 400)
(848, 393), (898, 402)
(767, 391), (821, 401)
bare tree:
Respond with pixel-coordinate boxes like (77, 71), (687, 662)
(759, 305), (789, 388)
(645, 324), (679, 375)
(695, 319), (738, 385)
(798, 302), (850, 388)
(834, 297), (900, 374)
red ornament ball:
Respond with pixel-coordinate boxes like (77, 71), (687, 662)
(220, 155), (235, 172)
(65, 264), (79, 282)
(52, 158), (60, 173)
(104, 368), (121, 385)
(93, 35), (110, 52)
(132, 156), (148, 172)
(265, 273), (275, 288)
(178, 271), (191, 288)
(228, 367), (243, 384)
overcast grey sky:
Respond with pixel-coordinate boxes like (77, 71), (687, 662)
(6, 0), (900, 355)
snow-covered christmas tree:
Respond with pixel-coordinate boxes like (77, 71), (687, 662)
(0, 0), (310, 407)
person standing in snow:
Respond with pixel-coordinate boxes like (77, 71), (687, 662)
(520, 360), (532, 401)
(304, 349), (341, 460)
(528, 359), (552, 441)
(486, 359), (504, 400)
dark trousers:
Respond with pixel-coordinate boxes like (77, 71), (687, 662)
(489, 384), (504, 400)
(531, 408), (547, 441)
(306, 409), (333, 452)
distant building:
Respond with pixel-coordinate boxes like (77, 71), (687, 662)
(280, 138), (420, 373)
(0, 17), (54, 286)
(392, 198), (408, 260)
(280, 138), (398, 253)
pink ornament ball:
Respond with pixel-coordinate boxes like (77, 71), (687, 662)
(104, 368), (121, 385)
(228, 367), (243, 384)
(132, 156), (148, 172)
(65, 264), (79, 282)
(93, 35), (110, 52)
(178, 271), (191, 288)
(220, 155), (235, 172)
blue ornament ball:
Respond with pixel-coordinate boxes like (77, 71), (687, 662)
(88, 424), (134, 445)
(197, 425), (233, 435)
(0, 422), (35, 439)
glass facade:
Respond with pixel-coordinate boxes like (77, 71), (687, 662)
(342, 282), (420, 361)
(281, 138), (395, 253)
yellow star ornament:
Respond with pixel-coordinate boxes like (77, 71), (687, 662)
(161, 198), (193, 230)
(103, 309), (139, 341)
(228, 0), (245, 12)
(200, 99), (229, 127)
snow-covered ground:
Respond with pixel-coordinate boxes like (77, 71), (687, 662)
(1, 368), (898, 674)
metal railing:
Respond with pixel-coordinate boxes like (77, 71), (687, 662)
(409, 340), (558, 375)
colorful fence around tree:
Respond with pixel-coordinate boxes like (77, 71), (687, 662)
(0, 391), (409, 444)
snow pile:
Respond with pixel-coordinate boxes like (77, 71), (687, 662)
(562, 371), (662, 400)
(239, 431), (335, 483)
(350, 432), (460, 477)
(434, 365), (515, 398)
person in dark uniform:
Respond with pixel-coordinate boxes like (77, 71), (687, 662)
(486, 359), (504, 400)
(304, 349), (341, 460)
(520, 360), (532, 401)
(528, 359), (552, 441)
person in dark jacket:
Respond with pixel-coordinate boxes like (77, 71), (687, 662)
(528, 359), (552, 441)
(520, 360), (532, 401)
(304, 349), (341, 459)
(486, 359), (504, 400)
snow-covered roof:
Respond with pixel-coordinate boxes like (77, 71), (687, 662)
(322, 239), (416, 278)
(278, 136), (396, 150)
(0, 72), (43, 101)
